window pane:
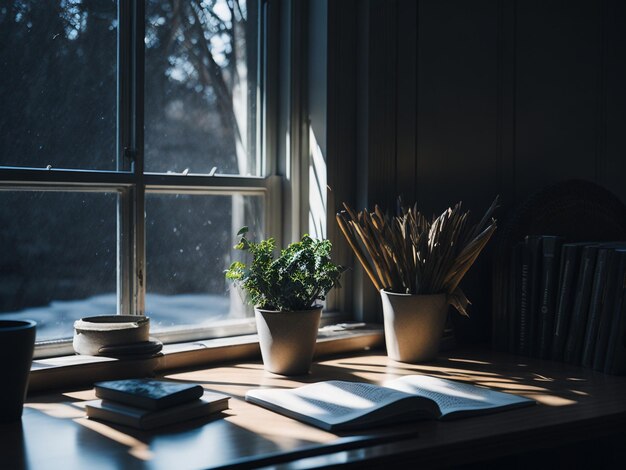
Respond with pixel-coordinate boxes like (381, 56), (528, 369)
(0, 191), (118, 342)
(145, 193), (264, 333)
(0, 1), (118, 170)
(144, 0), (260, 176)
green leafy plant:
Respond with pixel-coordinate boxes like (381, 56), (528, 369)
(225, 227), (345, 311)
(336, 198), (498, 316)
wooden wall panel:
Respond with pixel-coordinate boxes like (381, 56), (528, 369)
(326, 0), (358, 313)
(603, 0), (626, 203)
(396, 0), (418, 204)
(514, 0), (603, 199)
(416, 0), (500, 217)
(365, 0), (398, 210)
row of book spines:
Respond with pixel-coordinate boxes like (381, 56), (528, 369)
(558, 245), (626, 372)
(508, 237), (626, 374)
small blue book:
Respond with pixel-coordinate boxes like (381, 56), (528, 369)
(94, 379), (205, 410)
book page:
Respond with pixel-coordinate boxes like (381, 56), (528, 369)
(385, 375), (534, 418)
(246, 380), (418, 429)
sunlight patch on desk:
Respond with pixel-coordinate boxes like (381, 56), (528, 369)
(401, 364), (504, 378)
(447, 357), (492, 365)
(450, 375), (523, 385)
(63, 390), (97, 401)
(75, 417), (154, 461)
(526, 393), (578, 406)
(478, 381), (548, 392)
(531, 374), (555, 382)
(25, 402), (85, 419)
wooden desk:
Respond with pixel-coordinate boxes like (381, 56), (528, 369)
(3, 348), (626, 469)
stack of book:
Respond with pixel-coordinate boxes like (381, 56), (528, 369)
(499, 236), (626, 374)
(85, 378), (230, 430)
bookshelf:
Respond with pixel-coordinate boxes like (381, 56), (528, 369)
(492, 180), (626, 375)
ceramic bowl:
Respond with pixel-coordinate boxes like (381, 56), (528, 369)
(73, 315), (150, 356)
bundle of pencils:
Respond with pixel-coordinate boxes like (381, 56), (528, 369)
(336, 197), (498, 316)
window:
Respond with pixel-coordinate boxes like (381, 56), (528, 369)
(0, 0), (280, 355)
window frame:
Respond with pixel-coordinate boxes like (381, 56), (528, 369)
(0, 0), (278, 354)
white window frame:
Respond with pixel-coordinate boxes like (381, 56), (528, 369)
(0, 1), (279, 357)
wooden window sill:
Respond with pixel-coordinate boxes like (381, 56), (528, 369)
(28, 324), (384, 393)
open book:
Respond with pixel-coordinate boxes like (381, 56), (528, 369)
(245, 375), (534, 431)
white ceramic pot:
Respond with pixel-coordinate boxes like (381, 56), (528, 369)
(254, 307), (322, 375)
(380, 290), (449, 363)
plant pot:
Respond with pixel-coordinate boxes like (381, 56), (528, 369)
(254, 307), (322, 375)
(0, 320), (36, 422)
(380, 290), (449, 363)
(73, 315), (150, 356)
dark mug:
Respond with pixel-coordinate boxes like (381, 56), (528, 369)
(0, 320), (36, 422)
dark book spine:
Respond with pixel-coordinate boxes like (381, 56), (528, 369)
(552, 244), (582, 361)
(564, 245), (599, 364)
(537, 237), (563, 359)
(604, 250), (626, 375)
(581, 248), (610, 367)
(527, 236), (543, 357)
(593, 250), (622, 371)
(518, 240), (532, 355)
(492, 243), (510, 352)
(509, 243), (523, 353)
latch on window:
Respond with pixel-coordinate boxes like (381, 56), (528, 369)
(123, 147), (137, 161)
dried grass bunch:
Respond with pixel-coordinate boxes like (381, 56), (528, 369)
(336, 198), (498, 316)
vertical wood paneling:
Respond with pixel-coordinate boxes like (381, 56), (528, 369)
(603, 0), (626, 203)
(396, 0), (418, 204)
(514, 0), (602, 199)
(326, 0), (358, 313)
(366, 0), (398, 210)
(416, 0), (500, 217)
(497, 0), (517, 207)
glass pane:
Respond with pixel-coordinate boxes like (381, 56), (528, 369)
(144, 0), (260, 176)
(0, 1), (118, 170)
(145, 193), (264, 332)
(0, 191), (118, 342)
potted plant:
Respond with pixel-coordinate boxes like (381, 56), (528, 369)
(336, 198), (498, 362)
(225, 228), (344, 375)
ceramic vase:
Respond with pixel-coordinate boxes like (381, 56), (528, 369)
(254, 307), (322, 375)
(0, 320), (36, 422)
(380, 290), (448, 363)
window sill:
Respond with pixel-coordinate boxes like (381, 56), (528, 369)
(28, 324), (384, 393)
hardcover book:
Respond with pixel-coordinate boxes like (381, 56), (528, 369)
(518, 236), (542, 355)
(551, 243), (585, 361)
(594, 250), (626, 370)
(603, 249), (626, 375)
(564, 245), (599, 364)
(85, 391), (230, 430)
(245, 376), (534, 431)
(581, 247), (612, 367)
(537, 236), (563, 359)
(94, 379), (205, 410)
(508, 242), (524, 353)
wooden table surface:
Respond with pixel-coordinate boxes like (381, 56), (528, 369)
(3, 348), (626, 469)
